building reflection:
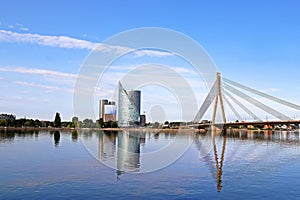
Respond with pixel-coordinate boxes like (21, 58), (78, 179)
(97, 130), (143, 176)
(98, 131), (117, 161)
(117, 131), (141, 175)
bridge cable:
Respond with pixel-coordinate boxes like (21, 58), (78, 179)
(193, 81), (216, 123)
(222, 91), (243, 121)
(223, 90), (262, 121)
(223, 77), (300, 110)
(224, 82), (291, 120)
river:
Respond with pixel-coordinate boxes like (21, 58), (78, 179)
(1, 129), (300, 199)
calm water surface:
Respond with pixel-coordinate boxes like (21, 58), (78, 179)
(1, 129), (300, 199)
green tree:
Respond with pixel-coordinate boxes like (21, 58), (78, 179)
(54, 112), (62, 128)
(24, 121), (32, 127)
(0, 120), (8, 126)
(99, 118), (104, 128)
(72, 116), (79, 128)
(82, 118), (95, 128)
(34, 119), (41, 127)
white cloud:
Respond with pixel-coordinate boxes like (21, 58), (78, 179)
(0, 30), (172, 57)
(134, 49), (173, 57)
(0, 30), (98, 50)
(19, 27), (29, 31)
(0, 66), (77, 79)
(13, 81), (73, 93)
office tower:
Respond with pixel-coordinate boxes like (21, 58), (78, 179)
(104, 103), (117, 122)
(118, 82), (141, 127)
(99, 99), (108, 119)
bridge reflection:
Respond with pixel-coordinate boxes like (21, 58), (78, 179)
(195, 128), (300, 192)
(96, 128), (300, 190)
(195, 129), (227, 192)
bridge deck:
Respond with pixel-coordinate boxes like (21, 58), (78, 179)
(195, 120), (300, 128)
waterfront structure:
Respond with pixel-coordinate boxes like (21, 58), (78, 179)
(104, 103), (116, 122)
(99, 99), (108, 119)
(193, 73), (300, 129)
(99, 99), (116, 122)
(118, 82), (141, 127)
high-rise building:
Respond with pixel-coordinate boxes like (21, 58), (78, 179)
(99, 99), (117, 122)
(104, 104), (116, 122)
(118, 82), (141, 127)
(99, 99), (108, 119)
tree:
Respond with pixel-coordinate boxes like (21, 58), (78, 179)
(53, 112), (61, 128)
(0, 120), (8, 127)
(82, 118), (95, 128)
(99, 118), (104, 128)
(34, 119), (41, 127)
(72, 116), (79, 128)
(24, 121), (32, 127)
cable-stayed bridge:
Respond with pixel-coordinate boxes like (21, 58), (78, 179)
(192, 72), (300, 129)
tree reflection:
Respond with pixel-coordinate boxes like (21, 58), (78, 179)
(71, 130), (78, 142)
(53, 131), (60, 147)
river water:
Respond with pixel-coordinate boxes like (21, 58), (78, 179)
(1, 129), (300, 199)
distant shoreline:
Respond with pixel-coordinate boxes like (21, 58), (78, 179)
(1, 126), (295, 133)
(0, 126), (206, 133)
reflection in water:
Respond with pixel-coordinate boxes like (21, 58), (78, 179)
(212, 129), (226, 192)
(195, 128), (227, 192)
(117, 131), (141, 175)
(97, 131), (142, 177)
(0, 130), (40, 142)
(2, 129), (300, 199)
(53, 131), (60, 147)
(71, 130), (78, 142)
(98, 131), (117, 161)
(196, 129), (300, 192)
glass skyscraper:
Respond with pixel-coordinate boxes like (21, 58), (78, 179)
(118, 82), (141, 127)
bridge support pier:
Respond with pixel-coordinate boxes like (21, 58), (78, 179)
(212, 72), (226, 126)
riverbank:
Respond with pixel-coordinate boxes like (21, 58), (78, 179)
(1, 126), (296, 133)
(0, 126), (208, 133)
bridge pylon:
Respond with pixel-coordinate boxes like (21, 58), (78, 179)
(212, 72), (226, 125)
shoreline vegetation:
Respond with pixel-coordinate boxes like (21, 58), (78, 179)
(0, 126), (202, 132)
(1, 113), (298, 133)
(0, 126), (298, 133)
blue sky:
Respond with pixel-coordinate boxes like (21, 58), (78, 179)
(1, 0), (300, 121)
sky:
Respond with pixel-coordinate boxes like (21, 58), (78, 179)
(1, 0), (300, 122)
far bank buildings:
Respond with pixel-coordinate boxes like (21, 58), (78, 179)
(99, 82), (146, 127)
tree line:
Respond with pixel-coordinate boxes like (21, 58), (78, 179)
(0, 112), (118, 128)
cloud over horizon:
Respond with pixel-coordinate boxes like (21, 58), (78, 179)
(0, 30), (172, 57)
